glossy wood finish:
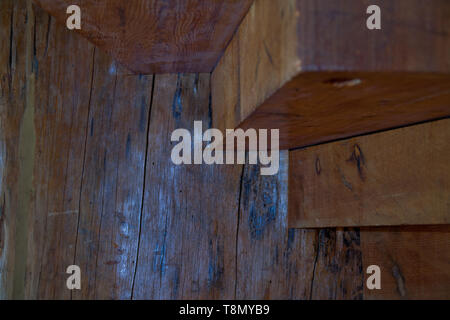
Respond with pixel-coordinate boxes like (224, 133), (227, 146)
(289, 119), (450, 228)
(33, 0), (253, 74)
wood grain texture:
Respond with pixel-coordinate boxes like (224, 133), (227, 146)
(236, 152), (295, 298)
(361, 226), (450, 300)
(289, 119), (450, 228)
(33, 0), (254, 74)
(131, 73), (243, 299)
(72, 56), (153, 300)
(310, 228), (363, 300)
(240, 72), (450, 150)
(0, 0), (386, 300)
(211, 0), (300, 133)
(235, 154), (364, 299)
(297, 0), (450, 72)
(0, 0), (29, 299)
(213, 0), (450, 150)
(26, 6), (95, 299)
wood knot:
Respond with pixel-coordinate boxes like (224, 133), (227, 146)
(315, 157), (321, 175)
(347, 144), (365, 180)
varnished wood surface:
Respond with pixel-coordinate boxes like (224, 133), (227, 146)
(1, 1), (365, 300)
(289, 119), (450, 228)
(33, 0), (254, 74)
(239, 72), (450, 150)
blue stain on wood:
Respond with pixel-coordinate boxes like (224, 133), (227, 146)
(207, 239), (224, 288)
(109, 63), (117, 75)
(207, 91), (213, 129)
(152, 231), (167, 278)
(287, 229), (295, 250)
(139, 96), (147, 132)
(172, 74), (183, 126)
(125, 133), (131, 158)
(90, 118), (94, 136)
(243, 164), (278, 240)
(32, 56), (38, 78)
(193, 74), (199, 95)
(172, 267), (180, 298)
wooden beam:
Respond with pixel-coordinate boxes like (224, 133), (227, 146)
(33, 0), (253, 74)
(361, 226), (450, 300)
(240, 72), (450, 150)
(213, 0), (450, 150)
(289, 119), (450, 228)
(211, 0), (300, 133)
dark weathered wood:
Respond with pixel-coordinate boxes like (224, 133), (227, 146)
(289, 119), (450, 228)
(1, 0), (371, 300)
(0, 0), (29, 299)
(235, 153), (363, 299)
(33, 0), (254, 74)
(26, 5), (95, 299)
(131, 73), (243, 299)
(361, 226), (450, 300)
(72, 55), (153, 300)
(310, 228), (363, 300)
(236, 152), (295, 298)
(240, 72), (450, 150)
(211, 0), (300, 133)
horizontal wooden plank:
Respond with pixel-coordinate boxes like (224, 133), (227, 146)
(240, 72), (450, 150)
(289, 119), (450, 228)
(33, 0), (253, 73)
(361, 226), (450, 300)
(213, 0), (450, 150)
(297, 0), (450, 72)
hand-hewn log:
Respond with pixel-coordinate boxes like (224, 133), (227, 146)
(33, 0), (253, 74)
(289, 119), (450, 228)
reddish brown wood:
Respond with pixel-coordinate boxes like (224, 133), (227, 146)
(239, 72), (450, 150)
(72, 55), (153, 300)
(213, 0), (450, 151)
(361, 226), (450, 300)
(0, 0), (29, 299)
(289, 119), (450, 228)
(211, 0), (300, 133)
(297, 0), (450, 72)
(7, 0), (449, 301)
(28, 8), (96, 299)
(33, 0), (253, 74)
